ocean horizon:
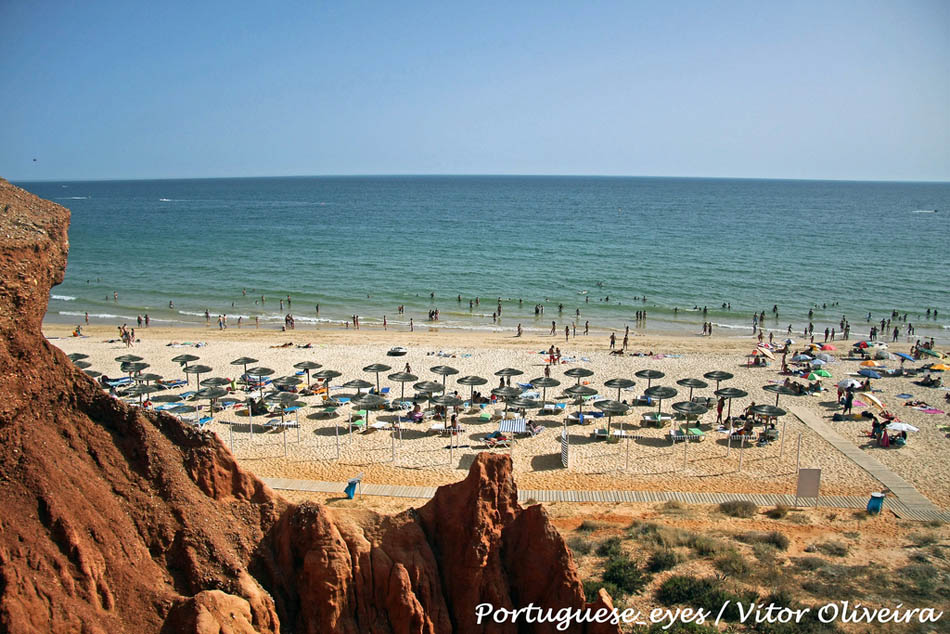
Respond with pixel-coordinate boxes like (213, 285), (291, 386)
(20, 175), (949, 343)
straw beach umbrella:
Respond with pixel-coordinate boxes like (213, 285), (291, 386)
(594, 399), (630, 435)
(73, 360), (92, 369)
(200, 376), (231, 388)
(491, 385), (523, 414)
(714, 386), (748, 421)
(564, 367), (594, 384)
(413, 380), (445, 395)
(196, 386), (228, 421)
(703, 370), (734, 391)
(293, 360), (322, 387)
(635, 369), (664, 390)
(363, 363), (392, 393)
(565, 384), (598, 419)
(430, 365), (459, 387)
(530, 376), (561, 408)
(115, 354), (144, 364)
(341, 378), (373, 398)
(644, 385), (677, 420)
(388, 371), (419, 401)
(230, 356), (258, 378)
(312, 369), (342, 400)
(762, 384), (798, 406)
(67, 353), (89, 362)
(604, 377), (635, 401)
(183, 364), (212, 387)
(457, 374), (488, 406)
(676, 377), (708, 400)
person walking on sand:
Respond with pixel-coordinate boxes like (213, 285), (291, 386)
(550, 321), (556, 336)
(622, 334), (629, 350)
(584, 320), (589, 335)
(843, 388), (854, 414)
(410, 318), (414, 332)
(565, 325), (570, 342)
(609, 333), (616, 349)
(516, 323), (522, 337)
(383, 315), (388, 330)
(716, 397), (725, 424)
(84, 312), (89, 325)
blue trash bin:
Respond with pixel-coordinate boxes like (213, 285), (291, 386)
(344, 480), (358, 499)
(866, 492), (885, 515)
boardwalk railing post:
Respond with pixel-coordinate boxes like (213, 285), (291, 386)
(624, 434), (630, 471)
(726, 432), (732, 457)
(391, 429), (396, 464)
(683, 437), (688, 469)
(780, 420), (787, 460)
(739, 435), (745, 472)
(796, 433), (802, 473)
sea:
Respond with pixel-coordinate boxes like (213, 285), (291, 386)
(20, 175), (950, 343)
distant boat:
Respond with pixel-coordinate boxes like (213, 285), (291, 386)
(912, 209), (937, 213)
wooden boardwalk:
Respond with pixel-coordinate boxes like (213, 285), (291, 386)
(788, 406), (948, 522)
(261, 477), (948, 521)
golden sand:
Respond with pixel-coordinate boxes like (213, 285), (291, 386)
(45, 323), (950, 507)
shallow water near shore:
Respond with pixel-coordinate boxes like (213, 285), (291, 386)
(21, 175), (950, 342)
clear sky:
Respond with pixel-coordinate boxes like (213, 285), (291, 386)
(1, 1), (948, 182)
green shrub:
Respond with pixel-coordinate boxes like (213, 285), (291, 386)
(765, 504), (790, 519)
(690, 535), (728, 557)
(567, 535), (592, 556)
(794, 556), (827, 571)
(603, 554), (651, 594)
(909, 533), (938, 548)
(656, 575), (716, 605)
(582, 579), (620, 601)
(577, 519), (607, 532)
(739, 531), (790, 551)
(753, 542), (778, 563)
(647, 548), (680, 572)
(715, 550), (750, 577)
(813, 542), (849, 557)
(719, 500), (758, 518)
(596, 536), (623, 558)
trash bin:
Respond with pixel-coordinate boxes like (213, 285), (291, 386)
(866, 492), (885, 515)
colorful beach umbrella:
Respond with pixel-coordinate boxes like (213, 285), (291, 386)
(792, 354), (812, 362)
(860, 360), (881, 367)
(858, 368), (881, 379)
(838, 378), (861, 389)
(821, 344), (836, 351)
(886, 422), (918, 433)
(894, 352), (915, 362)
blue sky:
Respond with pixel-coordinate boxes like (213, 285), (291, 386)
(1, 1), (947, 181)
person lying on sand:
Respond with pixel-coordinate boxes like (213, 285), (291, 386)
(270, 342), (293, 348)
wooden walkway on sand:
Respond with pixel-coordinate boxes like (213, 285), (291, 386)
(260, 477), (949, 522)
(788, 406), (948, 522)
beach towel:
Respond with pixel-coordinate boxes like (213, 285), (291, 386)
(897, 393), (913, 399)
(921, 408), (945, 414)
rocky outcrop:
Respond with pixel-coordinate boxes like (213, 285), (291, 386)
(0, 179), (616, 633)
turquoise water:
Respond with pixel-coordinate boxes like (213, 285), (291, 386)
(20, 176), (950, 342)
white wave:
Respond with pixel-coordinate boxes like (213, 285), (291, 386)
(60, 311), (137, 320)
(912, 209), (936, 213)
(50, 294), (76, 301)
(56, 196), (89, 200)
(709, 321), (754, 330)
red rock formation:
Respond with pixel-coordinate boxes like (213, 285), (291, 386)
(0, 179), (617, 633)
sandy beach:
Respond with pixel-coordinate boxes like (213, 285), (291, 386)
(44, 322), (950, 508)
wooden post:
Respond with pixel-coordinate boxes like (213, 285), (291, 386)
(796, 433), (802, 473)
(335, 422), (340, 461)
(739, 434), (745, 472)
(780, 419), (787, 460)
(683, 436), (688, 469)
